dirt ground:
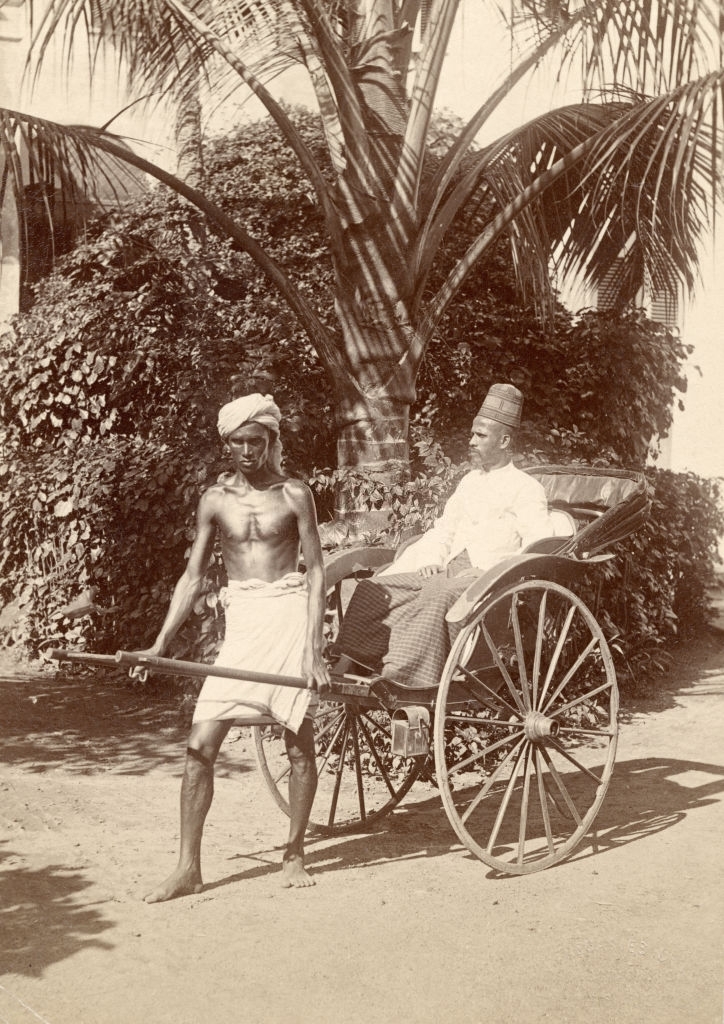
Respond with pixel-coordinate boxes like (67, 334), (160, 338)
(2, 625), (724, 1024)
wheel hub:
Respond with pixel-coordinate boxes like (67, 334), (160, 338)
(523, 710), (560, 741)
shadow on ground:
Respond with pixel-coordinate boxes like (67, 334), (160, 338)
(618, 628), (724, 720)
(2, 753), (721, 977)
(0, 671), (253, 777)
(205, 752), (724, 890)
(0, 841), (114, 978)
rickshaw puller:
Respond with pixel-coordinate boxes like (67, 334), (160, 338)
(133, 393), (330, 903)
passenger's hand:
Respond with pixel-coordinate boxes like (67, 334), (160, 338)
(304, 649), (332, 696)
(417, 564), (443, 578)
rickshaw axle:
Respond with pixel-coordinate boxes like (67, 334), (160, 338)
(523, 710), (559, 740)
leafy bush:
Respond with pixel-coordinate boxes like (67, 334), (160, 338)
(417, 244), (691, 467)
(0, 433), (221, 658)
(1, 110), (721, 697)
(619, 469), (723, 638)
(570, 468), (724, 687)
(310, 437), (464, 542)
(0, 110), (337, 662)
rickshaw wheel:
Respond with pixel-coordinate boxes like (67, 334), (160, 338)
(254, 703), (423, 835)
(254, 547), (422, 835)
(433, 579), (618, 874)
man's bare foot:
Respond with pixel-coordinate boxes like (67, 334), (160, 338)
(144, 868), (203, 904)
(281, 855), (315, 888)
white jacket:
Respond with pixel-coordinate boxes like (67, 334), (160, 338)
(381, 462), (552, 575)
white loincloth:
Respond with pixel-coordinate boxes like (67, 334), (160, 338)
(193, 573), (317, 734)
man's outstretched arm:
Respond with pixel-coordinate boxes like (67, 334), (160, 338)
(135, 492), (217, 658)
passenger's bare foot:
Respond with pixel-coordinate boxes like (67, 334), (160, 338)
(281, 855), (315, 888)
(331, 655), (354, 677)
(144, 868), (203, 904)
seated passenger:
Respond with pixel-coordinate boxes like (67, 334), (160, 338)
(333, 383), (553, 689)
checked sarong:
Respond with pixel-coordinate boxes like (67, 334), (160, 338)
(334, 552), (477, 690)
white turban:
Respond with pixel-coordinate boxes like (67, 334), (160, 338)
(217, 393), (283, 473)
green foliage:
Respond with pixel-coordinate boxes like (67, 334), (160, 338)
(0, 111), (338, 661)
(310, 438), (463, 540)
(0, 111), (721, 698)
(621, 469), (723, 638)
(0, 432), (222, 658)
(419, 238), (691, 466)
(572, 467), (724, 687)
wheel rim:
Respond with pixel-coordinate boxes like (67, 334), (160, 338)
(433, 580), (618, 873)
(254, 702), (422, 834)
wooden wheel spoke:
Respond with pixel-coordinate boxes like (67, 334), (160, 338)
(460, 736), (526, 824)
(481, 622), (527, 715)
(510, 598), (530, 709)
(446, 724), (524, 777)
(546, 738), (606, 785)
(486, 742), (527, 854)
(315, 708), (346, 746)
(327, 719), (351, 828)
(531, 590), (547, 708)
(317, 712), (347, 776)
(359, 710), (393, 741)
(446, 729), (520, 774)
(455, 670), (513, 718)
(534, 746), (555, 855)
(271, 759), (292, 786)
(441, 712), (517, 729)
(357, 715), (397, 798)
(538, 745), (583, 825)
(538, 604), (576, 707)
(458, 659), (521, 720)
(541, 636), (599, 715)
(349, 716), (367, 822)
(517, 748), (534, 866)
(556, 725), (616, 738)
(549, 679), (614, 720)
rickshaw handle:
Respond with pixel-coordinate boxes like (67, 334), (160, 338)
(48, 648), (310, 689)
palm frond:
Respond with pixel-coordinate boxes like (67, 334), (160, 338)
(418, 0), (724, 299)
(0, 108), (141, 216)
(0, 107), (352, 376)
(412, 103), (618, 304)
(29, 0), (290, 104)
(27, 1), (408, 224)
(393, 0), (461, 214)
(508, 0), (724, 97)
(418, 75), (722, 335)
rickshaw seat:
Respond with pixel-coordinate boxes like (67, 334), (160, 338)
(547, 508), (576, 537)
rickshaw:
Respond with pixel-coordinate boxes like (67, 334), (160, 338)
(52, 463), (651, 875)
(254, 464), (652, 874)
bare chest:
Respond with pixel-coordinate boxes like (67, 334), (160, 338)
(215, 488), (297, 545)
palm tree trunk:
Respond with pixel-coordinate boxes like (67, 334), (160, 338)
(329, 296), (420, 532)
(335, 389), (411, 471)
(0, 186), (20, 325)
(331, 386), (412, 533)
(175, 89), (204, 188)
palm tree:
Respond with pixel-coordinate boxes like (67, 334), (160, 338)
(1, 1), (723, 516)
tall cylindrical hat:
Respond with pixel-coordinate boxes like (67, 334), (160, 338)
(476, 383), (523, 429)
